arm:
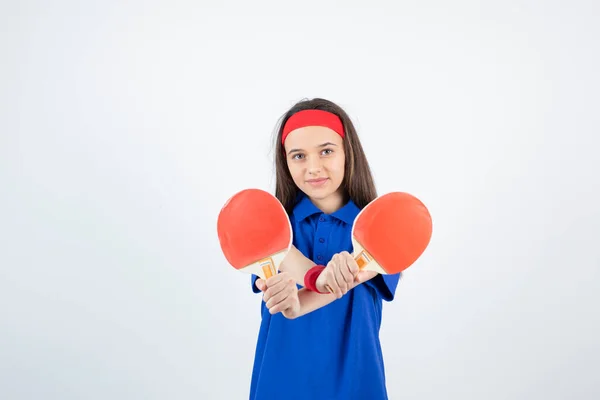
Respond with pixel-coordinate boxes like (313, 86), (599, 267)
(257, 270), (378, 319)
(294, 271), (377, 317)
(258, 247), (379, 318)
(278, 244), (315, 285)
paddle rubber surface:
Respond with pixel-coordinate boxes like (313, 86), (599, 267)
(352, 192), (432, 274)
(217, 189), (291, 270)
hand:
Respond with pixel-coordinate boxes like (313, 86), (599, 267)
(255, 272), (300, 319)
(316, 251), (359, 298)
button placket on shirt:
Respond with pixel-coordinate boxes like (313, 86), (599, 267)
(315, 214), (330, 263)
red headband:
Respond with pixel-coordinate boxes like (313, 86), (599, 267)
(281, 109), (345, 144)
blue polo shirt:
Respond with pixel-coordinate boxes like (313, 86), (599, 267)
(249, 194), (401, 400)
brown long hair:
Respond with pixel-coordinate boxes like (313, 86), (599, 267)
(273, 98), (378, 214)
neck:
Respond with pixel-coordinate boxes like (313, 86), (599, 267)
(310, 190), (345, 214)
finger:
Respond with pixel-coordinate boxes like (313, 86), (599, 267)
(323, 272), (335, 294)
(266, 282), (294, 309)
(325, 278), (340, 298)
(343, 252), (359, 276)
(333, 263), (348, 295)
(265, 273), (285, 287)
(355, 270), (378, 283)
(328, 259), (343, 297)
(263, 278), (290, 302)
(269, 301), (286, 315)
(269, 293), (295, 314)
(255, 279), (266, 291)
(317, 256), (335, 294)
(336, 252), (355, 283)
(339, 256), (354, 285)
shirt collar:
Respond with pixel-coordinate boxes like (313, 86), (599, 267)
(331, 199), (361, 225)
(292, 193), (361, 225)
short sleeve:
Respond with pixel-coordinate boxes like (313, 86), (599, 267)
(251, 274), (261, 293)
(364, 272), (401, 302)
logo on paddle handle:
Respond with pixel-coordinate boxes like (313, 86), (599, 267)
(354, 249), (372, 269)
(258, 257), (277, 280)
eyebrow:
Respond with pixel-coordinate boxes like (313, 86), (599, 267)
(287, 142), (338, 155)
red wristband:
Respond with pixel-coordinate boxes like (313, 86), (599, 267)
(304, 265), (326, 293)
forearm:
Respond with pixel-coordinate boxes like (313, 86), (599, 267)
(295, 288), (337, 317)
(279, 245), (315, 285)
(295, 274), (376, 318)
(278, 246), (379, 318)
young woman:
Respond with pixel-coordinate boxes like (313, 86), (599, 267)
(250, 98), (401, 400)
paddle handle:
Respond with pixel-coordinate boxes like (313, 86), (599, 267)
(354, 249), (372, 270)
(258, 257), (276, 279)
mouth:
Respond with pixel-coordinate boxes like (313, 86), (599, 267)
(306, 178), (329, 187)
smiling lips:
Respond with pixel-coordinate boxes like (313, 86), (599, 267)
(306, 178), (329, 187)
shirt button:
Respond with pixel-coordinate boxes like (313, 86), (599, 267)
(317, 255), (323, 261)
(319, 238), (325, 243)
(319, 217), (325, 222)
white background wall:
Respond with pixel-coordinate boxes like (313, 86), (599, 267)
(1, 1), (599, 399)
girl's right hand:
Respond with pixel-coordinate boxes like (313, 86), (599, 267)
(256, 272), (301, 319)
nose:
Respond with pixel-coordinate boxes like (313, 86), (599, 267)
(307, 156), (322, 175)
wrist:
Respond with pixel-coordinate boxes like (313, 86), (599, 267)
(303, 265), (326, 293)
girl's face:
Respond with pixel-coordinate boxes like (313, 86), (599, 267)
(283, 126), (346, 210)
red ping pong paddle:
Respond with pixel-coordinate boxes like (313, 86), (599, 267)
(351, 191), (432, 275)
(217, 189), (292, 280)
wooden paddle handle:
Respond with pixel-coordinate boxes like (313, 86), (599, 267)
(354, 249), (371, 270)
(259, 257), (276, 279)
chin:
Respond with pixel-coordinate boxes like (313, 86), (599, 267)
(302, 187), (338, 201)
(307, 192), (329, 201)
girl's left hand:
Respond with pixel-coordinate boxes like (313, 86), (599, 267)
(315, 251), (379, 298)
(316, 251), (357, 298)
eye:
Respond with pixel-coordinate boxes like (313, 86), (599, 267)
(291, 153), (304, 160)
(321, 148), (333, 156)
